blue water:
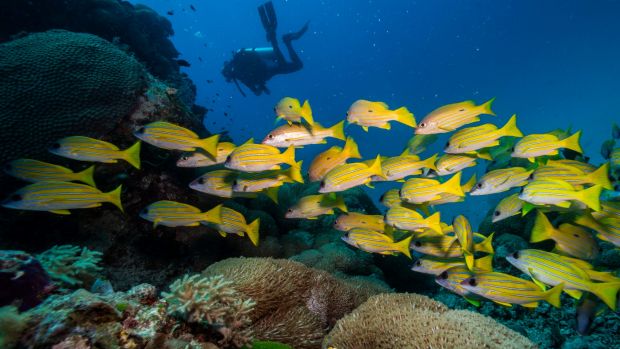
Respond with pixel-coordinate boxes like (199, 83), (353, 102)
(133, 0), (620, 224)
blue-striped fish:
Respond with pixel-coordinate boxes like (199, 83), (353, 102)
(415, 98), (495, 134)
(596, 217), (620, 247)
(411, 232), (494, 258)
(506, 249), (620, 309)
(434, 154), (478, 176)
(531, 163), (611, 190)
(453, 215), (475, 270)
(2, 181), (123, 214)
(444, 114), (522, 154)
(400, 172), (464, 204)
(261, 121), (345, 147)
(342, 228), (413, 258)
(470, 167), (533, 196)
(232, 162), (303, 193)
(176, 142), (236, 167)
(591, 201), (620, 221)
(429, 174), (477, 205)
(546, 159), (596, 174)
(140, 201), (222, 228)
(530, 210), (599, 260)
(412, 255), (493, 275)
(519, 180), (602, 211)
(49, 136), (141, 169)
(379, 188), (429, 213)
(512, 131), (583, 162)
(189, 170), (255, 199)
(203, 206), (260, 246)
(319, 155), (385, 193)
(384, 207), (442, 234)
(461, 272), (564, 308)
(224, 139), (297, 172)
(371, 154), (437, 182)
(346, 100), (416, 131)
(274, 97), (314, 126)
(435, 266), (483, 306)
(334, 212), (388, 233)
(308, 136), (362, 182)
(492, 193), (523, 223)
(4, 159), (96, 187)
(134, 121), (219, 156)
(285, 193), (348, 219)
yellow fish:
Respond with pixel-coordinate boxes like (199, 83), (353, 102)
(49, 136), (141, 169)
(512, 131), (583, 162)
(453, 215), (475, 270)
(530, 210), (599, 260)
(204, 206), (260, 246)
(434, 154), (477, 176)
(371, 153), (437, 182)
(531, 163), (612, 190)
(411, 255), (493, 276)
(430, 174), (477, 205)
(444, 114), (522, 154)
(546, 159), (596, 174)
(469, 167), (533, 196)
(285, 193), (347, 219)
(225, 139), (297, 172)
(435, 266), (483, 306)
(139, 201), (222, 228)
(346, 99), (416, 131)
(492, 193), (523, 223)
(319, 155), (385, 193)
(591, 201), (620, 221)
(232, 162), (303, 193)
(274, 97), (314, 126)
(342, 228), (412, 258)
(262, 121), (345, 147)
(400, 172), (464, 204)
(4, 159), (96, 187)
(411, 232), (494, 258)
(416, 97), (496, 134)
(189, 170), (256, 199)
(308, 136), (362, 182)
(2, 181), (123, 214)
(379, 188), (429, 214)
(519, 179), (601, 211)
(134, 121), (219, 157)
(333, 212), (389, 234)
(176, 142), (236, 167)
(384, 207), (442, 234)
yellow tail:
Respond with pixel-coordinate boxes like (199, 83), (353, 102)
(462, 174), (477, 193)
(586, 163), (612, 189)
(474, 232), (494, 254)
(394, 106), (416, 128)
(333, 195), (348, 213)
(286, 161), (304, 183)
(343, 136), (362, 159)
(479, 97), (496, 116)
(474, 255), (494, 272)
(199, 134), (220, 157)
(577, 185), (602, 211)
(424, 211), (442, 234)
(202, 204), (223, 224)
(123, 141), (142, 169)
(560, 130), (583, 153)
(246, 218), (261, 246)
(281, 146), (297, 166)
(441, 172), (464, 197)
(301, 100), (314, 126)
(367, 155), (386, 179)
(543, 283), (564, 308)
(530, 210), (554, 243)
(76, 165), (96, 187)
(396, 234), (413, 259)
(422, 154), (438, 171)
(264, 186), (279, 204)
(105, 184), (124, 213)
(464, 251), (474, 271)
(498, 114), (523, 138)
(329, 120), (346, 141)
(588, 281), (620, 310)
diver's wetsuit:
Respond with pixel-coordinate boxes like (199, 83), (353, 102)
(222, 1), (308, 96)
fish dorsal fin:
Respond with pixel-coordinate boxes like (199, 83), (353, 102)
(242, 138), (255, 146)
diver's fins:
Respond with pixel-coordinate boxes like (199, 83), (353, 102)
(258, 1), (277, 39)
(283, 21), (310, 42)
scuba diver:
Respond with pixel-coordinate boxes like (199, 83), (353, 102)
(222, 1), (309, 96)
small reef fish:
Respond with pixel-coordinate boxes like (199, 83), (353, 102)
(434, 154), (478, 176)
(415, 98), (496, 135)
(384, 207), (442, 234)
(411, 255), (494, 276)
(202, 207), (260, 246)
(461, 272), (564, 308)
(530, 163), (612, 190)
(453, 215), (475, 270)
(261, 121), (345, 147)
(308, 136), (362, 182)
(189, 170), (255, 199)
(492, 193), (523, 223)
(319, 155), (385, 193)
(4, 159), (96, 187)
(512, 131), (583, 162)
(405, 134), (438, 155)
(134, 121), (219, 157)
(435, 266), (483, 306)
(400, 172), (464, 204)
(596, 217), (620, 247)
(519, 179), (602, 211)
(429, 174), (477, 205)
(285, 193), (348, 219)
(506, 249), (620, 309)
(49, 136), (141, 169)
(176, 142), (236, 167)
(232, 162), (303, 193)
(224, 139), (297, 172)
(346, 100), (416, 131)
(333, 212), (387, 233)
(591, 201), (620, 221)
(2, 181), (123, 214)
(411, 232), (494, 258)
(139, 201), (222, 228)
(530, 210), (599, 260)
(274, 97), (314, 126)
(444, 114), (523, 154)
(470, 167), (533, 196)
(341, 228), (413, 258)
(546, 159), (596, 174)
(371, 153), (437, 182)
(380, 188), (429, 213)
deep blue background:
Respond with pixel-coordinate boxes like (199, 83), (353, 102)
(132, 0), (620, 225)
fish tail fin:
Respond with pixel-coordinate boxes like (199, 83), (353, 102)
(530, 210), (553, 243)
(425, 211), (442, 234)
(105, 184), (124, 213)
(394, 106), (416, 128)
(475, 255), (494, 272)
(474, 232), (494, 254)
(544, 283), (564, 308)
(76, 165), (96, 187)
(462, 174), (477, 193)
(441, 172), (464, 197)
(343, 136), (362, 159)
(123, 141), (142, 169)
(281, 146), (297, 166)
(300, 100), (314, 126)
(333, 195), (348, 213)
(499, 114), (523, 138)
(199, 134), (220, 157)
(202, 204), (223, 224)
(577, 185), (602, 211)
(586, 163), (612, 190)
(480, 97), (496, 116)
(246, 218), (261, 246)
(329, 120), (346, 141)
(422, 153), (438, 171)
(368, 155), (386, 179)
(560, 130), (583, 153)
(396, 234), (413, 259)
(264, 186), (279, 204)
(286, 161), (304, 183)
(589, 282), (620, 310)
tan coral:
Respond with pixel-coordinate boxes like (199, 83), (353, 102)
(323, 293), (537, 349)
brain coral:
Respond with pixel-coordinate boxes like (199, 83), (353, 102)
(323, 293), (536, 349)
(0, 30), (146, 164)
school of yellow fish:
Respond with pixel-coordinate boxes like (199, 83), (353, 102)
(2, 96), (620, 312)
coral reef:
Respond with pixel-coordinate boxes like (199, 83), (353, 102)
(0, 250), (53, 310)
(0, 306), (29, 348)
(323, 293), (536, 349)
(36, 245), (102, 289)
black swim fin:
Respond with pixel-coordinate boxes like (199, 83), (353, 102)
(258, 1), (277, 40)
(283, 21), (309, 42)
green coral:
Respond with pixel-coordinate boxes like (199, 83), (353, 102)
(36, 245), (103, 288)
(0, 306), (29, 348)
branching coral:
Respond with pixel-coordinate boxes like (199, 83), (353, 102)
(36, 245), (102, 288)
(162, 274), (255, 348)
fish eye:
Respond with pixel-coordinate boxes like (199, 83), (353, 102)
(512, 251), (520, 259)
(519, 187), (525, 194)
(232, 180), (238, 185)
(198, 178), (205, 184)
(438, 271), (448, 279)
(51, 143), (61, 149)
(136, 127), (145, 134)
(494, 210), (500, 217)
(573, 234), (579, 238)
(225, 155), (232, 163)
(510, 147), (515, 152)
(288, 105), (293, 109)
(419, 122), (426, 128)
(476, 182), (483, 189)
(326, 157), (331, 160)
(398, 190), (402, 197)
(414, 241), (422, 247)
(268, 134), (273, 139)
(181, 156), (188, 161)
(368, 109), (373, 113)
(379, 194), (385, 201)
(320, 181), (325, 188)
(445, 142), (450, 148)
(528, 173), (534, 180)
(468, 278), (477, 286)
(414, 260), (421, 266)
(346, 112), (349, 116)
(243, 185), (248, 192)
(11, 194), (22, 201)
(287, 208), (293, 213)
